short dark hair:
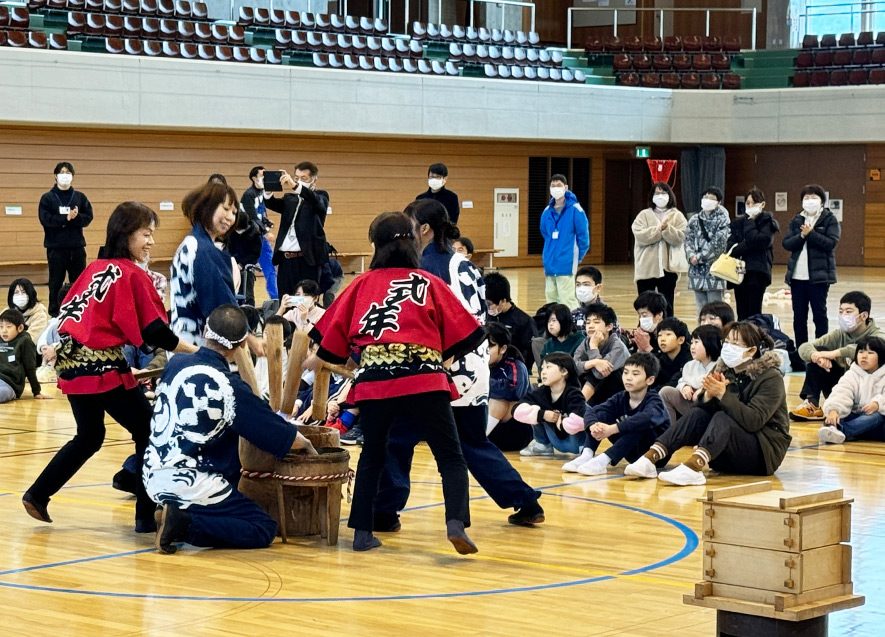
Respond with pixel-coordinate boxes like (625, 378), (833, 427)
(657, 317), (689, 340)
(840, 291), (871, 315)
(699, 301), (735, 326)
(545, 304), (576, 338)
(575, 266), (602, 284)
(854, 336), (885, 365)
(53, 162), (74, 176)
(648, 181), (676, 209)
(428, 162), (448, 177)
(249, 166), (264, 181)
(691, 324), (723, 361)
(296, 161), (318, 177)
(800, 184), (826, 202)
(8, 278), (38, 312)
(746, 188), (765, 204)
(205, 304), (249, 351)
(368, 211), (420, 270)
(550, 173), (568, 186)
(487, 322), (524, 362)
(584, 302), (618, 328)
(103, 202), (160, 261)
(624, 351), (660, 380)
(456, 236), (474, 254)
(296, 279), (321, 298)
(208, 173), (228, 184)
(483, 272), (511, 304)
(182, 181), (239, 234)
(541, 352), (580, 388)
(0, 308), (25, 328)
(633, 291), (668, 317)
(703, 186), (723, 202)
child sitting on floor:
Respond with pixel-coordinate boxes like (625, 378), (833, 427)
(659, 325), (722, 425)
(514, 352), (587, 457)
(487, 322), (532, 451)
(819, 336), (885, 444)
(653, 317), (692, 389)
(630, 291), (667, 353)
(698, 300), (735, 335)
(574, 303), (629, 403)
(0, 309), (49, 403)
(538, 303), (584, 378)
(562, 352), (670, 475)
(7, 278), (49, 345)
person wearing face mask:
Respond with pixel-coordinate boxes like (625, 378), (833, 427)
(571, 266), (603, 332)
(7, 278), (49, 344)
(684, 186), (731, 312)
(240, 166), (279, 301)
(782, 183), (841, 348)
(540, 174), (590, 309)
(278, 279), (325, 333)
(265, 161), (329, 296)
(790, 291), (883, 421)
(632, 182), (687, 316)
(624, 322), (790, 486)
(727, 189), (779, 320)
(416, 162), (460, 225)
(37, 162), (94, 317)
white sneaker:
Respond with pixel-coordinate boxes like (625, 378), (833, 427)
(562, 448), (594, 472)
(577, 455), (611, 476)
(658, 463), (706, 486)
(520, 441), (555, 457)
(818, 426), (846, 445)
(623, 456), (658, 479)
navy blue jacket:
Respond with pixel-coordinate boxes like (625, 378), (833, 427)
(584, 388), (670, 435)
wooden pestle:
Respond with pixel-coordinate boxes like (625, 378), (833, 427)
(265, 322), (284, 413)
(281, 330), (310, 416)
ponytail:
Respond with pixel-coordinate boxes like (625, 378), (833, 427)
(405, 198), (459, 254)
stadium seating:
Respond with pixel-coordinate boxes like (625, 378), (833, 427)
(792, 31), (885, 86)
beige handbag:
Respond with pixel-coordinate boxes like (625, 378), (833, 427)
(710, 245), (746, 284)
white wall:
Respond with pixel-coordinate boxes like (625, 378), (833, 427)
(2, 47), (884, 144)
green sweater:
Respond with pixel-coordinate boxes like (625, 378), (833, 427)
(538, 331), (585, 375)
(0, 331), (41, 398)
(797, 319), (883, 369)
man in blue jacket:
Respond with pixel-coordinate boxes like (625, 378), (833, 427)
(541, 174), (590, 309)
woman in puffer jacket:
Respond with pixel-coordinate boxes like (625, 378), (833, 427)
(820, 336), (885, 444)
(684, 186), (730, 312)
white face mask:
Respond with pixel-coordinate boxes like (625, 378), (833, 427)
(700, 198), (718, 212)
(803, 198), (822, 214)
(745, 205), (762, 218)
(12, 294), (28, 310)
(652, 194), (670, 209)
(576, 286), (597, 304)
(550, 186), (566, 200)
(254, 178), (264, 190)
(839, 314), (860, 332)
(487, 306), (500, 317)
(639, 316), (656, 332)
(721, 342), (752, 368)
(428, 178), (444, 191)
(57, 173), (73, 186)
(299, 180), (313, 190)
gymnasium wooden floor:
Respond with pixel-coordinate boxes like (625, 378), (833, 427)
(1, 265), (883, 636)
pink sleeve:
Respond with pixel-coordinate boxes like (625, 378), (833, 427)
(513, 403), (540, 425)
(562, 413), (585, 435)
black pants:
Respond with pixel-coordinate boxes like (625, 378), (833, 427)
(586, 370), (625, 406)
(734, 271), (769, 320)
(276, 255), (319, 298)
(656, 406), (769, 475)
(349, 392), (470, 532)
(637, 270), (678, 317)
(238, 265), (256, 306)
(374, 405), (539, 528)
(47, 247), (86, 316)
(801, 358), (846, 405)
(488, 418), (533, 451)
(587, 428), (659, 465)
(28, 384), (156, 522)
(790, 280), (830, 348)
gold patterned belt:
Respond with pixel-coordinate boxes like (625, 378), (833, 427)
(359, 343), (443, 368)
(55, 336), (128, 380)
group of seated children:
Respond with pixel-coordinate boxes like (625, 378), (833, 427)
(1, 278), (55, 403)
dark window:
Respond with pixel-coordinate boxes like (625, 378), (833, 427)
(527, 157), (591, 255)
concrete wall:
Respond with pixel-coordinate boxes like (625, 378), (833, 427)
(2, 47), (885, 144)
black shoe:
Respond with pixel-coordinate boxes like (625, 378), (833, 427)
(135, 518), (157, 534)
(353, 530), (382, 551)
(373, 513), (402, 533)
(508, 502), (545, 527)
(112, 469), (138, 495)
(156, 502), (191, 554)
(22, 492), (52, 523)
(340, 424), (364, 446)
(446, 519), (478, 555)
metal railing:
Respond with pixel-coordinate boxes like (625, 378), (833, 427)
(566, 6), (758, 51)
(468, 0), (536, 33)
(794, 1), (885, 45)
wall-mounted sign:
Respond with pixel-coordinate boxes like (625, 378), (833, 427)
(775, 192), (788, 212)
(5, 206), (22, 215)
(635, 145), (651, 159)
(159, 201), (174, 211)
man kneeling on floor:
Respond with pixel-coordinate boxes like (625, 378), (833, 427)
(144, 304), (316, 554)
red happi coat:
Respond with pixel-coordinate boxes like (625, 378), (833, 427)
(311, 268), (485, 402)
(57, 258), (169, 394)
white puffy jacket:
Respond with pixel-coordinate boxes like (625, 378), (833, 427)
(822, 363), (885, 418)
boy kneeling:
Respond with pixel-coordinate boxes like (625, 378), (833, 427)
(145, 304), (316, 554)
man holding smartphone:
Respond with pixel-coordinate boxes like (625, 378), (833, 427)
(240, 167), (278, 301)
(264, 161), (329, 296)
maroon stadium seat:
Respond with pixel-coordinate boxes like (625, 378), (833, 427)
(701, 73), (721, 89)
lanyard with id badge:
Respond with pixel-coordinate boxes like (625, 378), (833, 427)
(551, 209), (565, 240)
(54, 190), (75, 216)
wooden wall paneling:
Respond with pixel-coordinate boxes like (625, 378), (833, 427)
(864, 144), (885, 266)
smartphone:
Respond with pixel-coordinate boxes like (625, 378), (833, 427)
(264, 170), (283, 192)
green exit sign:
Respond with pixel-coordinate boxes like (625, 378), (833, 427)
(635, 146), (651, 158)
